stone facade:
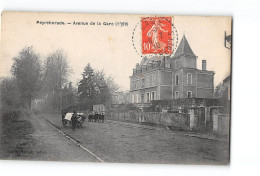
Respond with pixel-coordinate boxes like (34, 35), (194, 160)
(130, 35), (215, 106)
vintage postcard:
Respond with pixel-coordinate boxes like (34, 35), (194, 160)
(0, 12), (232, 164)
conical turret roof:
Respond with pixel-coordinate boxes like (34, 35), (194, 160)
(174, 35), (196, 57)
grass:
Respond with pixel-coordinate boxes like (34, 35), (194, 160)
(0, 109), (36, 159)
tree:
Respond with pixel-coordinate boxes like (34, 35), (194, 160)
(111, 91), (130, 104)
(62, 82), (78, 109)
(0, 77), (22, 108)
(78, 63), (119, 110)
(0, 77), (13, 103)
(41, 49), (72, 112)
(214, 82), (224, 98)
(43, 49), (71, 91)
(78, 64), (96, 110)
(93, 70), (119, 104)
(11, 46), (42, 108)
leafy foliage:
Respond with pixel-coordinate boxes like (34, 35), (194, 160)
(78, 63), (119, 110)
(39, 49), (73, 112)
(0, 77), (22, 108)
(11, 46), (42, 108)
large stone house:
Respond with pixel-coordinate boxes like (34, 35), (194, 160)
(129, 35), (215, 107)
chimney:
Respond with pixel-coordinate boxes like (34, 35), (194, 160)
(136, 63), (140, 73)
(136, 63), (139, 68)
(202, 60), (206, 70)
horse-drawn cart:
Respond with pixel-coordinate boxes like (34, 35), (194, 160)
(62, 112), (87, 128)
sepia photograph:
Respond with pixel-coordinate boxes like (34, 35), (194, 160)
(0, 12), (231, 165)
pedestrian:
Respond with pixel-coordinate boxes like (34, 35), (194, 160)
(94, 112), (98, 122)
(61, 109), (67, 127)
(71, 110), (78, 131)
(100, 113), (104, 123)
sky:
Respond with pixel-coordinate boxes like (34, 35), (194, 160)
(0, 12), (231, 91)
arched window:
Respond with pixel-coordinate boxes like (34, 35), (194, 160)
(136, 79), (139, 89)
(187, 73), (192, 85)
(187, 91), (192, 98)
(132, 81), (135, 89)
(175, 74), (179, 85)
(146, 92), (150, 102)
(175, 91), (179, 99)
(142, 78), (145, 88)
(153, 74), (156, 85)
(151, 92), (156, 101)
(149, 75), (152, 86)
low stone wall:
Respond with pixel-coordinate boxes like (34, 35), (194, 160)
(106, 111), (190, 129)
(107, 108), (229, 135)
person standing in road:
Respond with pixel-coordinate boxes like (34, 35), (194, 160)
(71, 110), (78, 131)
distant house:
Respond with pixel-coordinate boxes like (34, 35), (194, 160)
(129, 35), (215, 107)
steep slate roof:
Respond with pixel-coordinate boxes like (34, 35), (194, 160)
(139, 56), (164, 66)
(174, 35), (196, 57)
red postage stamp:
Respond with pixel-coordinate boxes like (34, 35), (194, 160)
(141, 17), (172, 55)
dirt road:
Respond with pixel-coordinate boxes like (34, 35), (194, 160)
(37, 113), (229, 164)
(0, 112), (99, 162)
(1, 112), (229, 164)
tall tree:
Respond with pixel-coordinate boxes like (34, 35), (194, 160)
(93, 70), (119, 104)
(78, 64), (96, 110)
(41, 49), (72, 112)
(78, 63), (119, 110)
(11, 46), (42, 108)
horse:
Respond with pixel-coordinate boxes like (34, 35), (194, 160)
(77, 114), (87, 128)
(98, 113), (105, 123)
(94, 113), (99, 122)
(88, 114), (94, 122)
